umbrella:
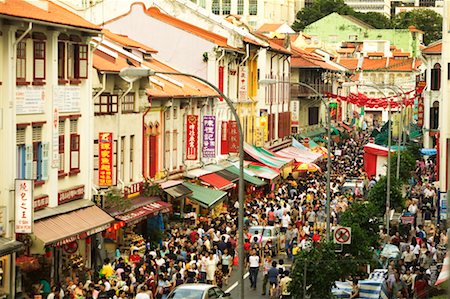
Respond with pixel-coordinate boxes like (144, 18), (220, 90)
(295, 162), (321, 173)
(311, 146), (334, 159)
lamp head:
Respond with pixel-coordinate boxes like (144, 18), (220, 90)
(119, 67), (155, 83)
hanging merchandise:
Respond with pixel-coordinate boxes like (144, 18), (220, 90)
(326, 90), (415, 109)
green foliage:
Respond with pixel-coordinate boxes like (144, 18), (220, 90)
(339, 201), (381, 274)
(368, 176), (404, 214)
(392, 9), (442, 45)
(290, 242), (342, 299)
(292, 0), (354, 30)
(390, 150), (416, 182)
(103, 188), (131, 212)
(142, 178), (164, 197)
(354, 11), (392, 29)
(406, 142), (421, 161)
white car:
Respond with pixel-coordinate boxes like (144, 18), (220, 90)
(248, 225), (280, 256)
(167, 284), (232, 299)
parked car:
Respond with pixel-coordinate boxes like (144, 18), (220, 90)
(167, 284), (232, 299)
(248, 225), (280, 255)
(340, 178), (364, 196)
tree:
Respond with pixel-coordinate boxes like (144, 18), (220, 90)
(392, 9), (442, 45)
(354, 11), (391, 29)
(368, 176), (404, 215)
(292, 0), (354, 30)
(390, 150), (416, 182)
(290, 242), (342, 298)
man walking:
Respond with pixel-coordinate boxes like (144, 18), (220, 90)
(247, 249), (261, 290)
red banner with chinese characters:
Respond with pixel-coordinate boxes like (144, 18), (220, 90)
(98, 132), (113, 186)
(417, 96), (424, 127)
(186, 115), (199, 160)
(221, 121), (229, 155)
(228, 120), (239, 153)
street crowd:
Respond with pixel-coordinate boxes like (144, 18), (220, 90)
(31, 130), (447, 299)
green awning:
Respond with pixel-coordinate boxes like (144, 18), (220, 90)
(225, 165), (267, 187)
(299, 127), (326, 138)
(313, 136), (327, 143)
(0, 238), (23, 256)
(330, 126), (340, 135)
(182, 182), (227, 209)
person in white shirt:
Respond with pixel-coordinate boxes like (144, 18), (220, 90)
(247, 249), (261, 290)
(281, 211), (291, 233)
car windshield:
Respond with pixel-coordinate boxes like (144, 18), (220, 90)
(168, 289), (204, 299)
(249, 228), (272, 237)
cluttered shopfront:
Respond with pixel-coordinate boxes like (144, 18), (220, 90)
(15, 185), (114, 292)
(100, 182), (172, 261)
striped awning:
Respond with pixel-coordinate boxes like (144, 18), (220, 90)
(276, 146), (322, 163)
(244, 143), (291, 169)
(247, 164), (279, 180)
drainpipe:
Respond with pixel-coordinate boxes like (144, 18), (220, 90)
(181, 100), (191, 175)
(199, 100), (207, 168)
(142, 96), (153, 179)
(162, 101), (171, 180)
(216, 48), (226, 85)
(117, 81), (133, 187)
(10, 21), (32, 299)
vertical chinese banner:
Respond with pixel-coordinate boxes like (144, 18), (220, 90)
(238, 65), (248, 101)
(417, 96), (424, 127)
(98, 132), (113, 186)
(186, 115), (199, 160)
(202, 115), (216, 158)
(228, 120), (239, 153)
(51, 105), (59, 168)
(221, 121), (229, 155)
(15, 179), (33, 233)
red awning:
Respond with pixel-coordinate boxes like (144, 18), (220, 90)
(339, 122), (353, 132)
(199, 173), (235, 190)
(364, 143), (392, 157)
(115, 200), (172, 225)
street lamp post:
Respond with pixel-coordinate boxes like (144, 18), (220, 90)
(119, 67), (246, 299)
(259, 79), (332, 240)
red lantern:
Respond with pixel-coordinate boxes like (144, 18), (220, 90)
(107, 227), (113, 233)
(119, 221), (125, 228)
(114, 223), (120, 230)
(86, 237), (91, 245)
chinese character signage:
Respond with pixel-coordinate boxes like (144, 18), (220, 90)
(15, 179), (33, 234)
(186, 115), (199, 160)
(51, 105), (59, 168)
(99, 132), (113, 186)
(202, 116), (216, 158)
(229, 120), (239, 153)
(221, 121), (229, 155)
(238, 66), (248, 101)
(291, 100), (299, 125)
(417, 96), (424, 127)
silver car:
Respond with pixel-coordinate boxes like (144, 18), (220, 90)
(167, 284), (232, 299)
(248, 225), (280, 256)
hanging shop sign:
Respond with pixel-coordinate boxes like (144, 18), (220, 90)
(202, 115), (216, 158)
(417, 96), (424, 127)
(186, 115), (199, 160)
(221, 121), (229, 155)
(98, 132), (113, 186)
(58, 185), (85, 205)
(228, 120), (239, 153)
(15, 180), (33, 234)
(238, 66), (248, 101)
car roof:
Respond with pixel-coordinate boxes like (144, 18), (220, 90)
(173, 284), (214, 291)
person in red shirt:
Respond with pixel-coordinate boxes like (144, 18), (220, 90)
(312, 231), (321, 243)
(189, 230), (199, 243)
(414, 272), (429, 299)
(129, 250), (141, 264)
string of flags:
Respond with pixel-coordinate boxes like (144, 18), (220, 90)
(325, 90), (416, 109)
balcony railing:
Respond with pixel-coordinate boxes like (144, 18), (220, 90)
(290, 83), (330, 98)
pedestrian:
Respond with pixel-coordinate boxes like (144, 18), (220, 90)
(261, 255), (272, 296)
(247, 249), (260, 290)
(214, 263), (224, 288)
(279, 270), (292, 299)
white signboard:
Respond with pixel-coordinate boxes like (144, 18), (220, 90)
(51, 104), (59, 168)
(16, 86), (45, 115)
(53, 85), (81, 112)
(238, 66), (248, 101)
(15, 180), (33, 234)
(333, 226), (351, 244)
(291, 100), (299, 125)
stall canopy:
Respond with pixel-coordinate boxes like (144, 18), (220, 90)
(215, 169), (239, 182)
(225, 165), (266, 186)
(115, 199), (172, 225)
(276, 146), (322, 163)
(299, 127), (326, 138)
(199, 173), (235, 190)
(244, 143), (291, 169)
(34, 206), (114, 246)
(421, 148), (437, 156)
(247, 164), (280, 180)
(185, 168), (212, 178)
(364, 143), (394, 178)
(182, 182), (228, 208)
(164, 184), (193, 198)
(0, 238), (23, 256)
(292, 138), (309, 150)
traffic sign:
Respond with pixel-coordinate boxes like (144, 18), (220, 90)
(333, 226), (351, 244)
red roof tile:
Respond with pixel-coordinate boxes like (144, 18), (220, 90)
(0, 0), (99, 31)
(338, 58), (358, 70)
(361, 58), (387, 70)
(257, 23), (283, 33)
(102, 29), (158, 53)
(422, 41), (442, 54)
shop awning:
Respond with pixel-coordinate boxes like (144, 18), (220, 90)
(225, 165), (267, 186)
(115, 199), (172, 224)
(185, 168), (212, 178)
(292, 138), (309, 150)
(0, 238), (23, 256)
(299, 128), (326, 138)
(199, 173), (235, 190)
(182, 182), (228, 209)
(34, 206), (114, 246)
(276, 146), (322, 163)
(247, 164), (280, 180)
(244, 143), (291, 169)
(164, 184), (193, 198)
(160, 180), (183, 189)
(364, 143), (394, 157)
(215, 169), (239, 182)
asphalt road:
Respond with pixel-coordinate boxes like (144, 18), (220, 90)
(224, 253), (292, 299)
